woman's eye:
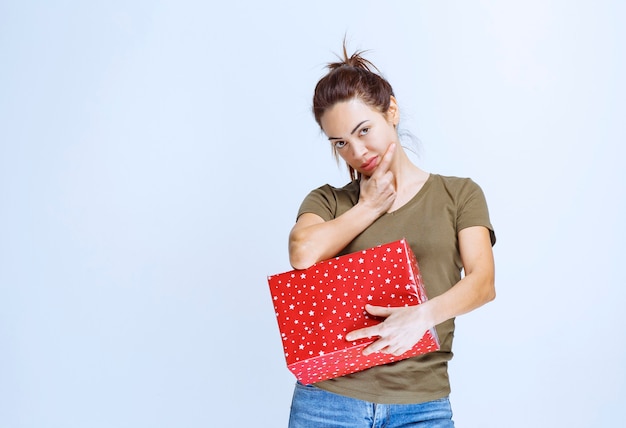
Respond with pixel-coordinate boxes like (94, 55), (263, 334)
(360, 127), (370, 136)
(334, 141), (347, 149)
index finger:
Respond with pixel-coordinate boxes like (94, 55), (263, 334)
(371, 142), (396, 177)
(346, 324), (381, 342)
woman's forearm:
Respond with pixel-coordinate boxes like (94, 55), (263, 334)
(288, 202), (382, 269)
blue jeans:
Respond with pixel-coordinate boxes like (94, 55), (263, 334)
(288, 382), (455, 428)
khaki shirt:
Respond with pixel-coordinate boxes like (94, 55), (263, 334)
(296, 174), (495, 404)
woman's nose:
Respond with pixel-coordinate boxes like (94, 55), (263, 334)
(350, 140), (368, 159)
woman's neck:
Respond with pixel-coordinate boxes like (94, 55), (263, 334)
(386, 150), (430, 211)
(391, 150), (428, 190)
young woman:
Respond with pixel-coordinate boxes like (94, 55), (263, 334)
(287, 44), (496, 427)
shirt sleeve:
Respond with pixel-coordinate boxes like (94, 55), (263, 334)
(296, 184), (337, 222)
(456, 179), (496, 246)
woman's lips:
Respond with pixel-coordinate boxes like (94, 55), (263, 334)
(360, 156), (378, 172)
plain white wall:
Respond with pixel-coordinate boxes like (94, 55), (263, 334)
(1, 1), (624, 427)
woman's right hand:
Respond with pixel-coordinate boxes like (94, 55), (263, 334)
(289, 143), (398, 269)
(358, 143), (397, 215)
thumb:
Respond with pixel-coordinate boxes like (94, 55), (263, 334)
(365, 304), (393, 318)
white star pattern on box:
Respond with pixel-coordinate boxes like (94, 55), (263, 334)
(267, 239), (440, 385)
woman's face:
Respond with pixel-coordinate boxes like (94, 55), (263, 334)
(320, 97), (399, 177)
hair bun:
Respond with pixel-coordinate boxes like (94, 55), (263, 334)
(327, 45), (381, 75)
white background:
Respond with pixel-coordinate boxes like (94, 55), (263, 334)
(1, 1), (624, 427)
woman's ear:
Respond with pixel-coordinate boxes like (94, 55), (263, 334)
(387, 96), (400, 127)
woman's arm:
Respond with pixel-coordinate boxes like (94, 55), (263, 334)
(289, 144), (397, 269)
(346, 225), (495, 356)
(423, 224), (496, 322)
(289, 207), (380, 270)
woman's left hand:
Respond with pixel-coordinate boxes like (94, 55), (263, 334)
(345, 303), (434, 356)
(345, 226), (495, 357)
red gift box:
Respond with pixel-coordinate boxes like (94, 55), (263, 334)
(267, 238), (440, 385)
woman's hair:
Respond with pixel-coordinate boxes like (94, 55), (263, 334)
(312, 42), (397, 180)
(312, 43), (395, 127)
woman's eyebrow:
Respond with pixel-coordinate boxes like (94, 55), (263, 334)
(327, 120), (369, 140)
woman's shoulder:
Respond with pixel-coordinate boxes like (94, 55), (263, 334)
(310, 180), (359, 196)
(426, 174), (488, 203)
(430, 173), (482, 190)
(299, 180), (360, 220)
(301, 180), (359, 208)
